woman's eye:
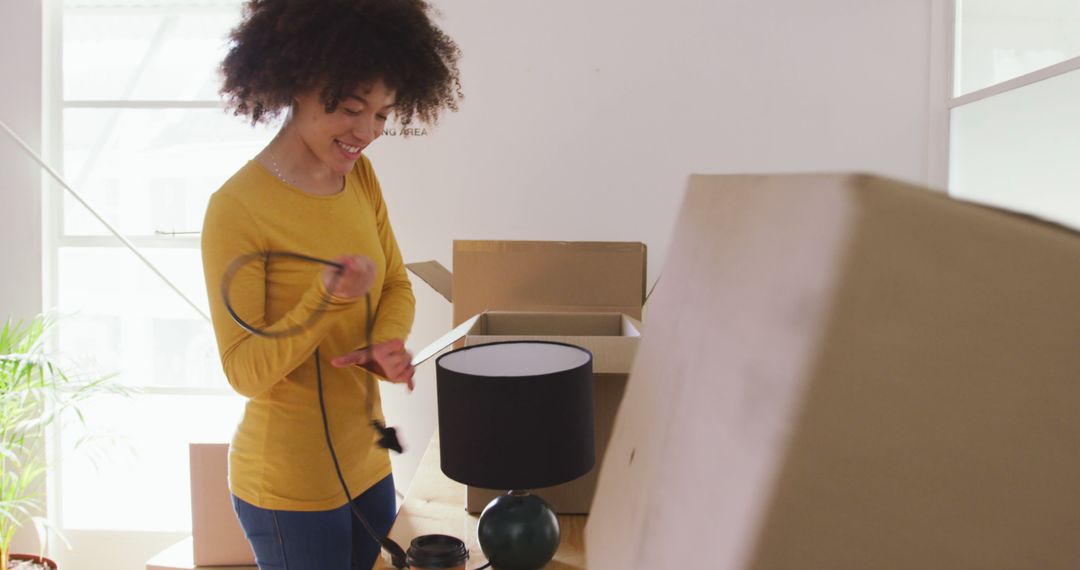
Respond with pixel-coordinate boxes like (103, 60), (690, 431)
(376, 114), (389, 121)
(344, 108), (363, 116)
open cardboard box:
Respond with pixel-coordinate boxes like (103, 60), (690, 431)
(414, 310), (642, 513)
(408, 240), (647, 513)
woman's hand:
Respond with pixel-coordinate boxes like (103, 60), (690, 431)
(322, 254), (376, 300)
(331, 339), (416, 391)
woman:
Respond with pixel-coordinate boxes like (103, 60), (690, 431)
(200, 1), (461, 568)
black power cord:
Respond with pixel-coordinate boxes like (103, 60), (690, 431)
(222, 251), (409, 569)
(222, 251), (348, 339)
(316, 348), (408, 567)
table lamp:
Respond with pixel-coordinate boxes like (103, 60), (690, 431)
(436, 341), (596, 570)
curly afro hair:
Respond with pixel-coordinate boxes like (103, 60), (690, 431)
(220, 0), (462, 127)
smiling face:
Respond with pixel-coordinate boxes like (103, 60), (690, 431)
(291, 78), (397, 177)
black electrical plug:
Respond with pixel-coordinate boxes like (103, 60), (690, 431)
(373, 419), (404, 453)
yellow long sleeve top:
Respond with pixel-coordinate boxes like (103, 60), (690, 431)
(201, 155), (414, 511)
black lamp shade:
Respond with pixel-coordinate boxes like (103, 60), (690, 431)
(436, 341), (596, 491)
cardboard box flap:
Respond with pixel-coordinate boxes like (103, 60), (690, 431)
(453, 240), (647, 325)
(646, 276), (660, 304)
(411, 314), (481, 367)
(406, 260), (452, 302)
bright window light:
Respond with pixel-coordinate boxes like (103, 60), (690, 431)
(62, 108), (275, 236)
(55, 0), (269, 533)
(948, 1), (1080, 230)
(950, 68), (1080, 229)
(955, 0), (1080, 96)
(59, 394), (246, 531)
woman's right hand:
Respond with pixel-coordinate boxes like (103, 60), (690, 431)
(322, 254), (376, 300)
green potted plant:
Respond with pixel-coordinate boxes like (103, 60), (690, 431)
(0, 314), (121, 569)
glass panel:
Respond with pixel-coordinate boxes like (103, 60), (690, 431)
(61, 108), (275, 236)
(60, 393), (245, 531)
(956, 0), (1080, 95)
(949, 68), (1080, 229)
(57, 247), (225, 388)
(63, 1), (243, 101)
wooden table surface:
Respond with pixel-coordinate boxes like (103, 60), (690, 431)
(373, 431), (587, 569)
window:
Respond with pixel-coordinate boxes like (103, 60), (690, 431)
(946, 0), (1080, 228)
(50, 0), (274, 537)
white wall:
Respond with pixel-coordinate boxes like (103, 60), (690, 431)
(0, 0), (44, 322)
(0, 0), (46, 557)
(372, 0), (939, 503)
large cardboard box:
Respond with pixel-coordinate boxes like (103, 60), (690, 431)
(587, 174), (1080, 569)
(408, 240), (647, 514)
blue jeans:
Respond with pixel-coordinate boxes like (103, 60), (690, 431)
(232, 474), (397, 570)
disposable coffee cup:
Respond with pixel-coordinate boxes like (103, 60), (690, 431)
(406, 534), (469, 570)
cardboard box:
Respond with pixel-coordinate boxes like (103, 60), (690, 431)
(189, 443), (255, 566)
(408, 240), (647, 514)
(587, 174), (1080, 569)
(462, 311), (640, 513)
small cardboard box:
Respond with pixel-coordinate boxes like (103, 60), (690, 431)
(189, 443), (255, 567)
(588, 173), (1080, 570)
(408, 240), (647, 514)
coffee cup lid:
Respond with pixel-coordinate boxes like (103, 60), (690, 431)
(407, 534), (469, 568)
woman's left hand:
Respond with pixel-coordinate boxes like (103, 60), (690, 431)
(331, 339), (415, 391)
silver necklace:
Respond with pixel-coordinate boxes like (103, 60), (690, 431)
(267, 151), (294, 186)
(267, 151), (345, 194)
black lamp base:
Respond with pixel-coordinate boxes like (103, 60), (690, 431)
(477, 491), (560, 570)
